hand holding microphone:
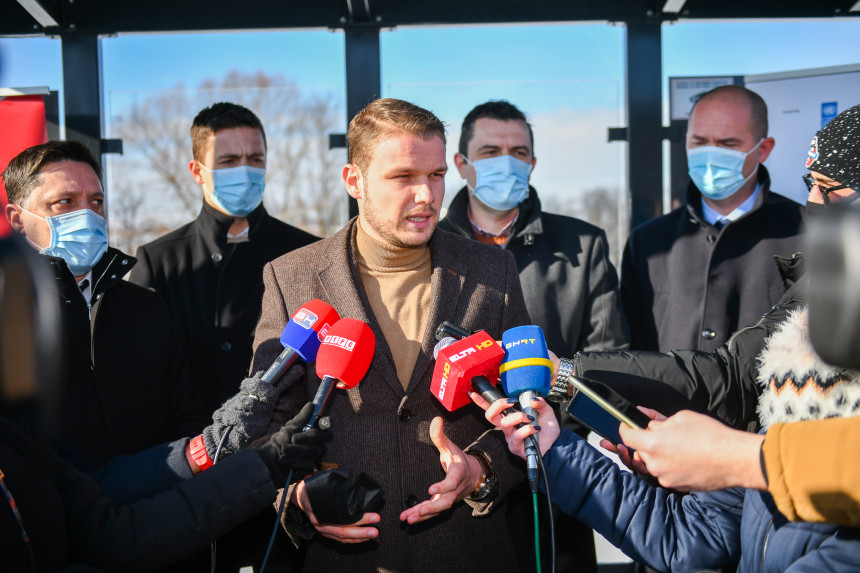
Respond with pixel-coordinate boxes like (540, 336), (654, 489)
(483, 395), (561, 459)
(292, 318), (382, 544)
(499, 325), (554, 493)
(257, 402), (332, 484)
(200, 300), (340, 460)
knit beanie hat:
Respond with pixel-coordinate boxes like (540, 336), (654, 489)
(806, 103), (860, 191)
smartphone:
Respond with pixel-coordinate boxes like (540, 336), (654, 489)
(565, 375), (653, 446)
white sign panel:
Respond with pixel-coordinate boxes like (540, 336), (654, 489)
(747, 65), (860, 204)
(669, 76), (737, 120)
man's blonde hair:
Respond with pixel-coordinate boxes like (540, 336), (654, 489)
(347, 98), (446, 174)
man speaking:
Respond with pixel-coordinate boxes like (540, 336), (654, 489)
(251, 99), (529, 572)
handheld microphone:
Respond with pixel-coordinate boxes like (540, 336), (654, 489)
(304, 318), (376, 431)
(261, 300), (341, 385)
(500, 325), (553, 492)
(431, 331), (505, 412)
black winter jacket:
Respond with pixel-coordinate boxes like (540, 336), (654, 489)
(621, 167), (805, 352)
(130, 203), (318, 413)
(0, 418), (276, 572)
(49, 248), (206, 466)
(576, 254), (807, 431)
(439, 186), (628, 355)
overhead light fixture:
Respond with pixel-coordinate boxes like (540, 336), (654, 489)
(662, 0), (687, 13)
(16, 0), (59, 27)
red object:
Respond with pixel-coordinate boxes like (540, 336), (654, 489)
(188, 434), (214, 471)
(315, 318), (375, 389)
(431, 331), (504, 411)
(0, 95), (48, 238)
(292, 299), (340, 339)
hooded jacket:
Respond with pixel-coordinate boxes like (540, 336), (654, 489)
(621, 166), (805, 352)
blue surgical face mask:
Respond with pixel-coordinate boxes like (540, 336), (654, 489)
(465, 154), (532, 211)
(24, 208), (108, 276)
(200, 163), (266, 217)
(687, 140), (763, 200)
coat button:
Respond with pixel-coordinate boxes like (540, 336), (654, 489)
(110, 274), (117, 279)
(398, 408), (412, 421)
(121, 259), (128, 265)
(212, 252), (223, 264)
(221, 342), (232, 352)
(404, 495), (419, 508)
(701, 329), (717, 339)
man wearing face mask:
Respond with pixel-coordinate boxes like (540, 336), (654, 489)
(440, 100), (628, 357)
(439, 100), (628, 573)
(2, 140), (207, 466)
(621, 85), (805, 353)
(130, 103), (318, 414)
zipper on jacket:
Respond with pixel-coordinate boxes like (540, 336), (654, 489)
(760, 518), (773, 573)
(726, 303), (781, 349)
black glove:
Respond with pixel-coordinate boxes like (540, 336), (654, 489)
(303, 468), (385, 524)
(201, 371), (283, 459)
(257, 402), (331, 485)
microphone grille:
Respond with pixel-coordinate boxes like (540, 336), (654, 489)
(433, 336), (457, 360)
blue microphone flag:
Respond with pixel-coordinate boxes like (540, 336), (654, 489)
(500, 325), (552, 398)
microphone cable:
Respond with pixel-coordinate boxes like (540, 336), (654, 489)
(526, 433), (555, 573)
(209, 426), (234, 573)
(259, 469), (293, 573)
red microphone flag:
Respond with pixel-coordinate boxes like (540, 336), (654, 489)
(431, 330), (504, 411)
(315, 318), (375, 389)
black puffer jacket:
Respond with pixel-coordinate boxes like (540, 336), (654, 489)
(50, 248), (207, 466)
(621, 167), (805, 352)
(575, 253), (806, 431)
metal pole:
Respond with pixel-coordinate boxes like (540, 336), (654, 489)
(625, 21), (663, 230)
(344, 26), (381, 219)
(60, 33), (104, 164)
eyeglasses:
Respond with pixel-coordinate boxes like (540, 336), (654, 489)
(802, 174), (854, 205)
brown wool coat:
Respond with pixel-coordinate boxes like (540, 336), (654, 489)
(251, 219), (530, 572)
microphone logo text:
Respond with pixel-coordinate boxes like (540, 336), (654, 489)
(317, 322), (332, 340)
(505, 338), (537, 350)
(294, 308), (319, 330)
(438, 362), (452, 400)
(323, 334), (356, 352)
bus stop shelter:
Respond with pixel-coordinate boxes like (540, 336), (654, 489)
(2, 0), (858, 226)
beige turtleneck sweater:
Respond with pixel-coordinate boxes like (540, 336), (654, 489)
(355, 221), (432, 390)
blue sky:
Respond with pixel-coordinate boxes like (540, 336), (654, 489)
(4, 19), (859, 112)
(2, 19), (859, 248)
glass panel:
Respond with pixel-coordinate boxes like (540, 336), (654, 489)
(381, 24), (628, 263)
(102, 31), (346, 254)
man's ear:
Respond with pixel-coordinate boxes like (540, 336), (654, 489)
(757, 137), (776, 164)
(5, 203), (24, 234)
(453, 153), (470, 180)
(189, 160), (205, 185)
(343, 164), (364, 199)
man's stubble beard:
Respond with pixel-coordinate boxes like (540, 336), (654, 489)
(360, 181), (436, 249)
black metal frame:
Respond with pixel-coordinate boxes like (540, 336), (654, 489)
(4, 0), (857, 228)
